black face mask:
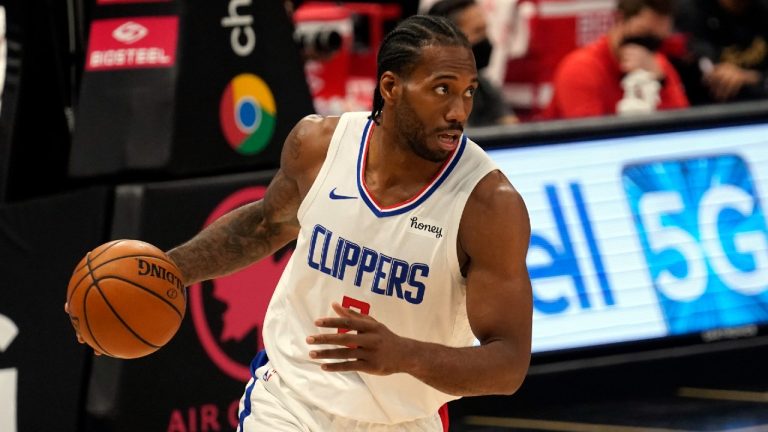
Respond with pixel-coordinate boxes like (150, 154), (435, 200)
(621, 34), (663, 52)
(472, 38), (493, 70)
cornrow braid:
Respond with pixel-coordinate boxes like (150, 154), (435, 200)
(368, 15), (470, 124)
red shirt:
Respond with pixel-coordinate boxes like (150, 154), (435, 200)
(543, 35), (689, 120)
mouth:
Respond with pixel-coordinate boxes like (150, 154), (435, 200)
(436, 131), (461, 151)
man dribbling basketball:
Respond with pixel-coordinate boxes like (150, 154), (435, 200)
(67, 15), (532, 432)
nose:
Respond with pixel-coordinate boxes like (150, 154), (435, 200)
(445, 94), (470, 124)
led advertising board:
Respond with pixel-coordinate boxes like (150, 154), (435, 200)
(486, 123), (768, 354)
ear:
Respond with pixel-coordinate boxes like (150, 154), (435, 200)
(379, 71), (401, 105)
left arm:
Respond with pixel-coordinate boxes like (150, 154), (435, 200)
(308, 171), (533, 396)
(407, 170), (532, 395)
(705, 63), (764, 102)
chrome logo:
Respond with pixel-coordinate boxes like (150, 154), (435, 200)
(219, 73), (276, 155)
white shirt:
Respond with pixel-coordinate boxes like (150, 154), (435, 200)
(262, 112), (499, 424)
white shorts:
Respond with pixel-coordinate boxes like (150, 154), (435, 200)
(236, 362), (443, 432)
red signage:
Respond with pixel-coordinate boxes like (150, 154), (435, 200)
(85, 17), (178, 71)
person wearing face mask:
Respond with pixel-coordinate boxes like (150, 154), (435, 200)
(675, 0), (768, 104)
(542, 0), (689, 119)
(427, 0), (519, 126)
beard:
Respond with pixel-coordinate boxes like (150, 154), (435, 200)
(392, 94), (451, 163)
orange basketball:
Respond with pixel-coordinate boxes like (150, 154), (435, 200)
(66, 239), (186, 359)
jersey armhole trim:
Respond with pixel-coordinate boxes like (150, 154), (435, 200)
(297, 115), (352, 221)
(445, 143), (500, 284)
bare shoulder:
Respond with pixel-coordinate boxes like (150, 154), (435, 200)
(282, 114), (340, 169)
(459, 170), (530, 257)
(466, 170), (527, 221)
(281, 114), (341, 190)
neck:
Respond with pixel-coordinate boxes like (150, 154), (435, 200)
(367, 118), (447, 190)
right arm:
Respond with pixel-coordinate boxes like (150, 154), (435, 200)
(167, 114), (336, 286)
(166, 171), (300, 286)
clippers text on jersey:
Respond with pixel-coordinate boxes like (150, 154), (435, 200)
(307, 224), (429, 305)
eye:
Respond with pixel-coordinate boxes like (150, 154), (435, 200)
(464, 87), (477, 98)
(434, 85), (449, 95)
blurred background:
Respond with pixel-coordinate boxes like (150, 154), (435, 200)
(1, 0), (768, 431)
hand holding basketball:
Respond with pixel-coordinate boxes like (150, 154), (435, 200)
(65, 239), (187, 359)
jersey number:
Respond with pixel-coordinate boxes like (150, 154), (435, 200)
(339, 296), (370, 334)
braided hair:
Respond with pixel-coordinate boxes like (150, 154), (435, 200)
(368, 15), (470, 124)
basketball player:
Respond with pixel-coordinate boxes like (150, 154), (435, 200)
(67, 14), (532, 431)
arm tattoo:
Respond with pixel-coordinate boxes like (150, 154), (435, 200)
(167, 201), (271, 286)
(168, 173), (300, 286)
(169, 118), (308, 286)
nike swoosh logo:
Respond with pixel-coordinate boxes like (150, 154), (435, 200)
(329, 188), (357, 200)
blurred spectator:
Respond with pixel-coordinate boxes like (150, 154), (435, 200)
(427, 0), (518, 126)
(542, 0), (688, 120)
(675, 0), (768, 103)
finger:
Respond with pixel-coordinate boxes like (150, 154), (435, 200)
(332, 302), (349, 316)
(332, 302), (365, 318)
(314, 316), (352, 330)
(310, 347), (365, 360)
(710, 79), (728, 101)
(314, 316), (372, 332)
(723, 75), (742, 98)
(307, 332), (361, 346)
(320, 360), (369, 373)
(64, 302), (70, 314)
(310, 333), (378, 350)
(716, 77), (738, 100)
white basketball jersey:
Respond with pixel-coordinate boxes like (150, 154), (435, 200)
(262, 112), (499, 424)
